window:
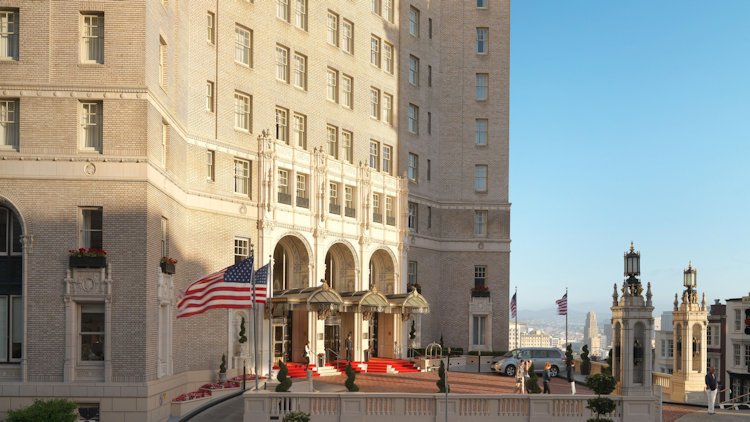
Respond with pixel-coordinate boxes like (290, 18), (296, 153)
(80, 207), (103, 249)
(428, 18), (433, 39)
(278, 169), (289, 194)
(369, 140), (380, 171)
(427, 206), (431, 228)
(372, 193), (381, 221)
(0, 295), (22, 362)
(160, 217), (168, 257)
(81, 14), (104, 64)
(161, 122), (169, 167)
(476, 73), (488, 100)
(472, 316), (487, 346)
(292, 113), (306, 149)
(276, 0), (289, 21)
(234, 237), (250, 264)
(735, 309), (741, 331)
(734, 344), (740, 366)
(386, 196), (394, 218)
(296, 173), (307, 199)
(342, 75), (353, 109)
(342, 20), (354, 54)
(408, 104), (419, 134)
(477, 0), (488, 7)
(159, 38), (167, 88)
(341, 130), (354, 163)
(326, 125), (338, 159)
(327, 11), (338, 46)
(476, 28), (488, 54)
(0, 10), (18, 60)
(409, 55), (419, 85)
(382, 145), (392, 175)
(370, 88), (380, 119)
(383, 42), (394, 74)
(205, 81), (214, 112)
(409, 7), (420, 37)
(475, 165), (487, 191)
(474, 265), (487, 287)
(235, 25), (252, 66)
(407, 261), (417, 285)
(326, 68), (338, 103)
(371, 0), (381, 15)
(80, 304), (104, 361)
(206, 150), (215, 181)
(206, 12), (215, 44)
(275, 107), (288, 144)
(384, 0), (394, 22)
(329, 183), (339, 205)
(234, 159), (250, 196)
(80, 102), (103, 152)
(345, 186), (354, 210)
(234, 92), (251, 131)
(707, 325), (713, 346)
(474, 210), (488, 236)
(408, 153), (418, 182)
(370, 35), (380, 67)
(293, 0), (307, 30)
(427, 112), (432, 134)
(0, 99), (18, 149)
(382, 93), (393, 125)
(342, 130), (353, 163)
(475, 119), (488, 145)
(290, 53), (306, 89)
(408, 202), (418, 231)
(276, 45), (289, 83)
(427, 159), (431, 180)
(428, 65), (432, 87)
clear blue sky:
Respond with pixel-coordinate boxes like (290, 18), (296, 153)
(510, 0), (750, 318)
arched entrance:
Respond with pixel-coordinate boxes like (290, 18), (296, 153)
(324, 242), (356, 291)
(273, 235), (310, 291)
(368, 249), (395, 293)
(0, 205), (23, 363)
(366, 249), (396, 358)
(271, 235), (311, 364)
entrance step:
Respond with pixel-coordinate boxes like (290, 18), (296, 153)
(315, 365), (342, 377)
(272, 362), (321, 379)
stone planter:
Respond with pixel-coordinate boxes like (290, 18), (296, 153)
(218, 372), (227, 383)
(160, 262), (176, 274)
(69, 256), (107, 268)
(200, 387), (241, 400)
(170, 395), (212, 417)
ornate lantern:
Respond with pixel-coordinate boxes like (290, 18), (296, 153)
(683, 261), (696, 290)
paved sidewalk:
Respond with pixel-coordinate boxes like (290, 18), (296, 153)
(675, 408), (750, 421)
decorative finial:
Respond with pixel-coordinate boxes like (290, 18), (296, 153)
(646, 282), (652, 306)
(612, 283), (618, 306)
(701, 293), (706, 311)
(688, 260), (692, 270)
(630, 241), (634, 252)
(674, 293), (679, 311)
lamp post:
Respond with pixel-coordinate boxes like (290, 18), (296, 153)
(624, 242), (641, 294)
(683, 261), (696, 296)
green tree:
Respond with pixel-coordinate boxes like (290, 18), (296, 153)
(7, 399), (78, 422)
(526, 363), (541, 394)
(581, 344), (591, 375)
(436, 360), (446, 393)
(345, 362), (359, 392)
(565, 344), (574, 365)
(238, 317), (247, 344)
(282, 411), (311, 422)
(219, 353), (227, 373)
(585, 373), (617, 422)
(275, 361), (293, 392)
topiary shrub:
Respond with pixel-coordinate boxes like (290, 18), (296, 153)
(345, 362), (359, 392)
(581, 344), (591, 375)
(275, 361), (292, 392)
(585, 373), (617, 422)
(6, 399), (78, 422)
(238, 317), (247, 345)
(219, 353), (227, 374)
(526, 363), (541, 394)
(436, 360), (446, 393)
(282, 411), (311, 422)
(565, 344), (574, 365)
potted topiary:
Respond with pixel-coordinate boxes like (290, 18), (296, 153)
(283, 411), (311, 422)
(345, 362), (359, 392)
(160, 257), (177, 274)
(581, 344), (591, 375)
(238, 317), (247, 354)
(68, 248), (107, 268)
(275, 362), (292, 392)
(436, 360), (446, 393)
(585, 373), (617, 422)
(526, 363), (541, 394)
(218, 354), (227, 383)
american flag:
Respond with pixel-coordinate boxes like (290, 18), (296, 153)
(510, 292), (517, 319)
(556, 292), (568, 316)
(251, 263), (270, 304)
(177, 254), (264, 318)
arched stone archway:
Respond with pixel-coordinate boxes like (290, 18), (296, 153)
(0, 200), (24, 364)
(692, 323), (702, 372)
(324, 242), (356, 291)
(273, 235), (311, 291)
(368, 249), (395, 294)
(675, 323), (683, 372)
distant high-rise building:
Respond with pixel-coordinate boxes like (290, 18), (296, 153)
(583, 311), (601, 353)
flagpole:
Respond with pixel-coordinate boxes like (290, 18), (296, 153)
(565, 287), (568, 350)
(514, 286), (518, 349)
(252, 251), (259, 391)
(268, 255), (274, 387)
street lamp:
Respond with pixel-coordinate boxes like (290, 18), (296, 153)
(683, 261), (696, 292)
(624, 241), (641, 290)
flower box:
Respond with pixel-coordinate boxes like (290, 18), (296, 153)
(160, 262), (176, 274)
(471, 288), (490, 298)
(171, 390), (212, 417)
(199, 382), (241, 399)
(69, 256), (107, 268)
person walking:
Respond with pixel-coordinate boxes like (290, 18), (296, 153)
(566, 359), (576, 395)
(513, 360), (526, 394)
(345, 332), (353, 362)
(303, 340), (311, 370)
(542, 362), (552, 394)
(705, 366), (718, 415)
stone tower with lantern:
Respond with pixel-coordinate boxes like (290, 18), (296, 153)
(670, 261), (708, 403)
(611, 242), (655, 396)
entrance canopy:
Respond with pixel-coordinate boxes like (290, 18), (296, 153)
(386, 290), (430, 315)
(271, 281), (344, 313)
(340, 288), (391, 313)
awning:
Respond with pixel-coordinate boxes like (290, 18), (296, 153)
(270, 281), (343, 314)
(386, 290), (430, 315)
(339, 288), (391, 313)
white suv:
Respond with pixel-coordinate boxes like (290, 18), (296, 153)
(491, 347), (565, 377)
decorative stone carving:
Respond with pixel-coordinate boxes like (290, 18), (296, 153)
(65, 266), (111, 299)
(158, 271), (175, 306)
(20, 234), (34, 253)
(84, 162), (96, 175)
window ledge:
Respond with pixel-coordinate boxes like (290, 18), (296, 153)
(235, 61), (252, 69)
(0, 58), (19, 63)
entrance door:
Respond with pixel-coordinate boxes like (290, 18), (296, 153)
(368, 314), (379, 359)
(324, 317), (341, 363)
(273, 317), (291, 364)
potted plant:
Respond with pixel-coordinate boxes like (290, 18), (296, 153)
(160, 257), (177, 274)
(68, 248), (107, 268)
(345, 362), (359, 392)
(585, 373), (617, 422)
(218, 354), (227, 383)
(581, 344), (592, 375)
(275, 362), (292, 392)
(471, 285), (490, 297)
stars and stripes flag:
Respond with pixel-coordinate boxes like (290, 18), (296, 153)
(177, 254), (266, 318)
(510, 292), (517, 319)
(251, 263), (270, 304)
(556, 292), (568, 316)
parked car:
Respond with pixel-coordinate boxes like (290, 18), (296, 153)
(491, 347), (565, 377)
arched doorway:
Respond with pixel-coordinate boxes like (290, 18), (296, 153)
(272, 235), (310, 291)
(367, 249), (396, 358)
(271, 235), (311, 364)
(0, 205), (23, 363)
(324, 242), (356, 291)
(692, 323), (702, 372)
(368, 249), (395, 293)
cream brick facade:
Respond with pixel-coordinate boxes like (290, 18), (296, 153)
(0, 0), (508, 420)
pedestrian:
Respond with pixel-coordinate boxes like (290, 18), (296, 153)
(303, 340), (311, 370)
(513, 360), (526, 394)
(705, 365), (717, 415)
(345, 332), (353, 362)
(543, 362), (552, 394)
(566, 359), (576, 395)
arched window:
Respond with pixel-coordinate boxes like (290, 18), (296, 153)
(0, 206), (23, 362)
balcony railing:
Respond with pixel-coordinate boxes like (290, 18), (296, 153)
(386, 216), (396, 226)
(345, 207), (356, 218)
(296, 197), (309, 208)
(329, 203), (341, 215)
(373, 213), (383, 223)
(278, 192), (292, 205)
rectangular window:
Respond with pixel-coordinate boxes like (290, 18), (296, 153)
(428, 65), (432, 87)
(735, 309), (741, 331)
(427, 159), (431, 181)
(386, 196), (394, 218)
(327, 11), (338, 46)
(383, 42), (394, 74)
(408, 202), (418, 231)
(371, 0), (381, 15)
(293, 0), (307, 30)
(372, 193), (381, 221)
(472, 316), (487, 346)
(476, 73), (488, 100)
(382, 93), (393, 125)
(345, 186), (354, 210)
(477, 0), (488, 8)
(234, 159), (250, 196)
(276, 0), (289, 21)
(278, 169), (289, 194)
(476, 28), (488, 54)
(370, 88), (380, 119)
(382, 145), (392, 175)
(427, 112), (432, 134)
(707, 325), (713, 346)
(0, 99), (19, 149)
(0, 10), (19, 60)
(407, 261), (417, 285)
(735, 344), (740, 366)
(206, 150), (215, 181)
(234, 92), (251, 131)
(159, 38), (167, 88)
(80, 207), (103, 249)
(80, 303), (104, 362)
(81, 14), (104, 64)
(342, 75), (353, 109)
(475, 119), (488, 145)
(80, 101), (103, 152)
(235, 25), (252, 66)
(205, 81), (214, 112)
(292, 113), (306, 149)
(329, 183), (338, 205)
(342, 130), (353, 163)
(161, 122), (168, 167)
(370, 35), (380, 67)
(474, 266), (487, 288)
(474, 210), (488, 236)
(206, 12), (215, 44)
(326, 68), (338, 103)
(160, 217), (168, 257)
(342, 19), (354, 54)
(296, 173), (307, 199)
(292, 53), (306, 89)
(326, 125), (338, 159)
(408, 153), (418, 182)
(234, 237), (250, 264)
(409, 55), (419, 86)
(384, 0), (394, 22)
(429, 18), (433, 38)
(408, 104), (419, 134)
(475, 165), (488, 191)
(275, 107), (288, 144)
(276, 45), (289, 83)
(369, 140), (380, 171)
(427, 206), (431, 228)
(409, 7), (420, 37)
(667, 340), (673, 358)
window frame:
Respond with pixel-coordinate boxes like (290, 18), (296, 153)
(326, 68), (339, 103)
(233, 158), (251, 196)
(474, 210), (488, 236)
(383, 42), (394, 74)
(0, 99), (19, 150)
(382, 93), (393, 125)
(369, 140), (380, 171)
(234, 25), (252, 67)
(326, 125), (338, 159)
(342, 130), (353, 163)
(206, 149), (215, 181)
(475, 164), (488, 192)
(369, 88), (380, 119)
(276, 45), (290, 83)
(80, 101), (103, 152)
(292, 113), (306, 149)
(408, 153), (418, 182)
(234, 92), (251, 132)
(408, 104), (419, 134)
(293, 0), (307, 30)
(476, 73), (488, 100)
(409, 7), (420, 37)
(206, 12), (215, 44)
(205, 81), (215, 112)
(370, 35), (381, 68)
(275, 107), (288, 144)
(408, 202), (418, 231)
(476, 27), (488, 54)
(382, 145), (392, 175)
(0, 10), (19, 61)
(276, 0), (290, 22)
(278, 169), (289, 194)
(79, 207), (103, 250)
(341, 75), (353, 109)
(81, 13), (105, 64)
(475, 119), (488, 145)
(79, 303), (105, 363)
(342, 19), (354, 54)
(234, 237), (250, 264)
(409, 55), (419, 86)
(327, 11), (339, 47)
